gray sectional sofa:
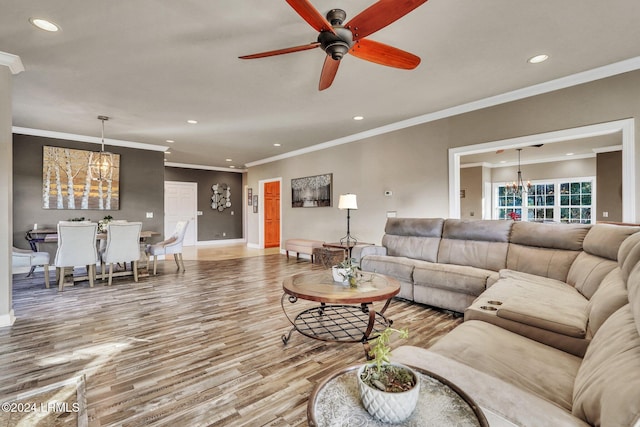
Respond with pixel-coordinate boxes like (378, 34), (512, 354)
(355, 218), (640, 426)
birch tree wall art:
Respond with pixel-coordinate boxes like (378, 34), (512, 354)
(42, 146), (120, 210)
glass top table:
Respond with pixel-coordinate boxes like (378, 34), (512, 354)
(307, 365), (489, 427)
(281, 271), (400, 356)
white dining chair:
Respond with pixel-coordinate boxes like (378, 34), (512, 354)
(100, 221), (142, 286)
(146, 220), (189, 275)
(12, 247), (50, 288)
(54, 222), (99, 292)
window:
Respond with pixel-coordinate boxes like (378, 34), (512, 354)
(494, 178), (594, 224)
(560, 181), (592, 223)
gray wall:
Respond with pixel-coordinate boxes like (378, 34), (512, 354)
(491, 157), (596, 182)
(164, 167), (244, 241)
(597, 151), (623, 222)
(460, 166), (483, 220)
(247, 70), (640, 247)
(12, 134), (165, 252)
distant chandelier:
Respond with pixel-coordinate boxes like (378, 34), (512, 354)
(506, 148), (531, 196)
(89, 115), (114, 181)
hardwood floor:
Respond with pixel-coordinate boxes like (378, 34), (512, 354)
(3, 254), (462, 426)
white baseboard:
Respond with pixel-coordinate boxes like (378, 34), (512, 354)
(196, 238), (246, 246)
(247, 243), (261, 249)
(0, 309), (16, 328)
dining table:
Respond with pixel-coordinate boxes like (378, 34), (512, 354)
(25, 227), (161, 284)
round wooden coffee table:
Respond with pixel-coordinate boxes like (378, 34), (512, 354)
(281, 271), (400, 355)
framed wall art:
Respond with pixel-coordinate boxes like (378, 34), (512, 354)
(42, 145), (120, 210)
(291, 173), (332, 208)
(248, 188), (253, 205)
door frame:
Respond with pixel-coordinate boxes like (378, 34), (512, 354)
(258, 177), (282, 249)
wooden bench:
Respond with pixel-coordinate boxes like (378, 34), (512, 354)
(285, 239), (324, 263)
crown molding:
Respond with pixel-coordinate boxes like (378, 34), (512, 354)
(246, 56), (640, 168)
(593, 144), (623, 154)
(164, 162), (246, 173)
(12, 126), (168, 152)
(0, 51), (24, 74)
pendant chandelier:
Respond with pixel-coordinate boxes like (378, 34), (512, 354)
(89, 115), (114, 181)
(506, 148), (531, 196)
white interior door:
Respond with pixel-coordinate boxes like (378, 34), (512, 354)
(164, 181), (197, 246)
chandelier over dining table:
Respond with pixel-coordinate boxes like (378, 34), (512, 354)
(89, 115), (115, 181)
(506, 148), (532, 197)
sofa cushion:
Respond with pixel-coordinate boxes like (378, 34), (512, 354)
(392, 347), (590, 427)
(382, 234), (441, 262)
(566, 252), (617, 299)
(509, 222), (590, 251)
(413, 262), (495, 296)
(384, 217), (444, 237)
(496, 297), (587, 338)
(582, 223), (640, 261)
(442, 218), (512, 242)
(437, 219), (511, 271)
(466, 271), (590, 356)
(429, 320), (582, 412)
(619, 231), (640, 281)
(586, 267), (628, 336)
(359, 255), (416, 284)
(506, 244), (580, 282)
(572, 305), (640, 427)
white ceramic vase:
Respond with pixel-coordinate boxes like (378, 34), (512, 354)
(357, 362), (420, 423)
(331, 266), (349, 283)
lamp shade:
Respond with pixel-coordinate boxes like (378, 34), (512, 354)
(338, 194), (358, 210)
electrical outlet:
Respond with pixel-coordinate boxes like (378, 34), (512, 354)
(222, 232), (226, 237)
(146, 212), (153, 218)
(603, 211), (609, 218)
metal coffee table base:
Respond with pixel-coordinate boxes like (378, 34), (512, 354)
(281, 295), (393, 354)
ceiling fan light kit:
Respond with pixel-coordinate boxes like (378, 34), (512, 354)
(239, 0), (428, 90)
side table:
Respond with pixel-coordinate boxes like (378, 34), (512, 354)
(312, 246), (345, 267)
(308, 365), (489, 426)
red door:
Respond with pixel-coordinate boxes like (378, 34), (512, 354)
(264, 181), (280, 248)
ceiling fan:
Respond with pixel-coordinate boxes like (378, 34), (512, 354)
(239, 0), (429, 90)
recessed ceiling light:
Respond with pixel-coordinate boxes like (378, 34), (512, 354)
(166, 139), (174, 143)
(187, 119), (198, 124)
(274, 143), (281, 147)
(29, 18), (60, 32)
(499, 160), (506, 164)
(528, 54), (549, 64)
(566, 152), (574, 156)
(225, 158), (232, 162)
(165, 151), (171, 155)
(229, 165), (236, 169)
(353, 116), (364, 121)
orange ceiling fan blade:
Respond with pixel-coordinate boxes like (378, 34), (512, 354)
(350, 39), (420, 69)
(239, 42), (321, 59)
(285, 0), (336, 34)
(319, 56), (340, 91)
(345, 0), (429, 41)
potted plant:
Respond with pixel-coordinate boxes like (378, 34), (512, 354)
(357, 327), (420, 423)
(331, 257), (360, 286)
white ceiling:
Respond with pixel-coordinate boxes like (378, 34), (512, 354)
(2, 0), (640, 170)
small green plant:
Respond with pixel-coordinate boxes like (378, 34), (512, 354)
(361, 327), (415, 392)
(334, 258), (360, 286)
(369, 327), (409, 372)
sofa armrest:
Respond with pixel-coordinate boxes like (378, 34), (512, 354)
(352, 245), (387, 262)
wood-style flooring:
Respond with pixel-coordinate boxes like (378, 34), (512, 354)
(3, 251), (462, 426)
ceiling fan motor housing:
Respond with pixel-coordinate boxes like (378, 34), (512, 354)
(318, 26), (353, 60)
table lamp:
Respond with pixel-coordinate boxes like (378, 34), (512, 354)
(339, 194), (358, 255)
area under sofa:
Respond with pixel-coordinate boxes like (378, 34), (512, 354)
(356, 218), (640, 427)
